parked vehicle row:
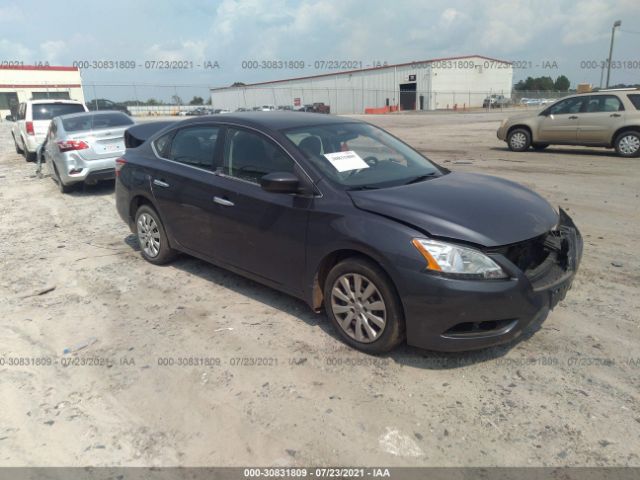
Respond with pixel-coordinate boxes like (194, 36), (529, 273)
(498, 89), (640, 157)
(6, 107), (587, 354)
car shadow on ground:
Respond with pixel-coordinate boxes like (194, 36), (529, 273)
(490, 146), (620, 158)
(124, 234), (526, 370)
(68, 180), (116, 197)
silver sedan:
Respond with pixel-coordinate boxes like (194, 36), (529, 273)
(41, 111), (134, 193)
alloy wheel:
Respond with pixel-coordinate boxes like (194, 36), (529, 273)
(330, 273), (386, 343)
(137, 213), (161, 258)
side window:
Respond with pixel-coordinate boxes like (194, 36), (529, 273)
(223, 128), (294, 184)
(548, 97), (584, 115)
(153, 132), (173, 157)
(18, 103), (26, 120)
(602, 95), (624, 112)
(627, 94), (640, 110)
(584, 95), (624, 113)
(168, 126), (219, 169)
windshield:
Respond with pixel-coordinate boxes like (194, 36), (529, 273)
(61, 112), (134, 132)
(284, 122), (442, 189)
(31, 103), (85, 120)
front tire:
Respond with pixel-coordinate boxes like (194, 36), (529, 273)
(323, 257), (405, 354)
(134, 205), (176, 265)
(507, 128), (531, 152)
(614, 131), (640, 158)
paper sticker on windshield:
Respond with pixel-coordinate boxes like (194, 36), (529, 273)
(323, 151), (369, 172)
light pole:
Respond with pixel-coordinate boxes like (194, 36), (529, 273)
(605, 20), (621, 88)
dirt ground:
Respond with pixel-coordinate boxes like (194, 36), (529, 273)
(0, 111), (638, 467)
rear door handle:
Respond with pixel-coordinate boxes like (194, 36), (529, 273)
(610, 113), (621, 117)
(213, 196), (234, 207)
(153, 179), (170, 188)
(568, 116), (578, 119)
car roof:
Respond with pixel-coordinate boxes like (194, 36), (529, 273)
(28, 99), (84, 105)
(179, 111), (359, 131)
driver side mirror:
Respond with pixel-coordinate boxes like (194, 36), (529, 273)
(260, 172), (300, 194)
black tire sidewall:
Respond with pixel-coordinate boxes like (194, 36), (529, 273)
(615, 131), (640, 158)
(134, 205), (175, 265)
(323, 257), (405, 354)
(508, 129), (531, 152)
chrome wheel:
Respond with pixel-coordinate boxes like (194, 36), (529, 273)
(137, 213), (161, 258)
(509, 131), (528, 150)
(618, 134), (640, 156)
(330, 273), (386, 343)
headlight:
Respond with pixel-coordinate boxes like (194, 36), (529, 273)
(411, 238), (508, 279)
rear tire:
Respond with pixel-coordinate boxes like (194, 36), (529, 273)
(134, 205), (176, 265)
(507, 128), (531, 152)
(614, 131), (640, 158)
(13, 135), (23, 154)
(52, 164), (74, 194)
(323, 257), (405, 354)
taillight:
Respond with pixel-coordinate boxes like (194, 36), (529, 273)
(57, 140), (89, 152)
(115, 157), (127, 177)
(26, 121), (34, 135)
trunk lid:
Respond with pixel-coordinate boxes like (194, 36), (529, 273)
(70, 126), (129, 160)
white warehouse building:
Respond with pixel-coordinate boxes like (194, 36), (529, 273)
(0, 65), (85, 119)
(210, 55), (513, 114)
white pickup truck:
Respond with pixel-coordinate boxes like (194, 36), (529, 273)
(11, 100), (87, 161)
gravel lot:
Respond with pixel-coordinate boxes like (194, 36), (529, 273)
(0, 111), (638, 467)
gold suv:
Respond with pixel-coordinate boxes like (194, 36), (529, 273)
(497, 89), (640, 157)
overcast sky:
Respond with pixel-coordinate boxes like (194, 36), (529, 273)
(1, 0), (639, 101)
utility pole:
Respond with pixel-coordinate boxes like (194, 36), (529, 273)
(606, 20), (621, 88)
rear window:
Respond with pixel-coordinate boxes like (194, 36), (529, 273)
(62, 112), (134, 132)
(31, 103), (85, 121)
(628, 94), (640, 110)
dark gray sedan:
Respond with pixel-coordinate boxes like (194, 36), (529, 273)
(115, 112), (582, 353)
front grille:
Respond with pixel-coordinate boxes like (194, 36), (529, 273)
(492, 233), (551, 274)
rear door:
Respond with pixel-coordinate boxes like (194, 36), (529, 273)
(149, 124), (227, 257)
(537, 96), (586, 143)
(208, 127), (310, 291)
(577, 95), (626, 145)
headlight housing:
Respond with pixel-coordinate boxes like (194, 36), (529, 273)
(412, 238), (508, 279)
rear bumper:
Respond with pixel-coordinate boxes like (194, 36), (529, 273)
(400, 211), (582, 352)
(57, 154), (118, 185)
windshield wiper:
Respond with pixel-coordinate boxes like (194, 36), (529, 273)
(403, 172), (439, 185)
(347, 184), (380, 191)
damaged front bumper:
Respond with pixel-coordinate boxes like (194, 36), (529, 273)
(399, 208), (583, 352)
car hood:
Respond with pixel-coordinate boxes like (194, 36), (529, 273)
(348, 172), (558, 247)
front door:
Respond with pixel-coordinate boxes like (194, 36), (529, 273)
(209, 127), (309, 292)
(537, 96), (586, 143)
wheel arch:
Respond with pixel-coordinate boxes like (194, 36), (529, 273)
(611, 125), (640, 146)
(310, 248), (401, 313)
(507, 124), (533, 138)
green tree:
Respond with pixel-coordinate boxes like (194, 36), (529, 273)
(554, 75), (570, 91)
(189, 96), (204, 105)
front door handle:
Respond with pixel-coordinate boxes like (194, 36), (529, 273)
(568, 115), (578, 120)
(153, 179), (170, 188)
(213, 196), (234, 207)
(610, 113), (621, 117)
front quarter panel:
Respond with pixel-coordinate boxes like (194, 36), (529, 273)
(305, 197), (426, 308)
